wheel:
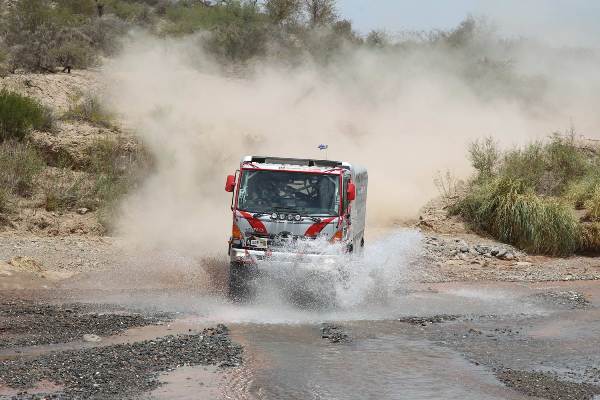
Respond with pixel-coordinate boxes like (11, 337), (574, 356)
(228, 262), (255, 302)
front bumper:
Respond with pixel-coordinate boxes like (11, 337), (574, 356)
(229, 247), (341, 271)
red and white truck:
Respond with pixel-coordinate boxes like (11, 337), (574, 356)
(225, 156), (368, 300)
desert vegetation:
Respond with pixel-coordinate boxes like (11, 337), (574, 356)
(452, 134), (600, 255)
(0, 89), (53, 141)
(0, 0), (598, 242)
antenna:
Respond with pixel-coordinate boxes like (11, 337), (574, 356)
(318, 144), (328, 160)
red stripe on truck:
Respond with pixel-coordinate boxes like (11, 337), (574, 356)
(305, 217), (336, 238)
(239, 211), (268, 234)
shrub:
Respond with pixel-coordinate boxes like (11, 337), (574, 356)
(0, 141), (45, 197)
(454, 176), (580, 255)
(0, 188), (11, 215)
(584, 186), (600, 221)
(0, 90), (53, 141)
(545, 134), (588, 193)
(500, 141), (546, 191)
(85, 137), (152, 232)
(580, 222), (600, 254)
(468, 137), (499, 180)
(104, 0), (153, 24)
(43, 171), (95, 211)
(564, 173), (600, 209)
(4, 0), (98, 71)
(63, 95), (115, 128)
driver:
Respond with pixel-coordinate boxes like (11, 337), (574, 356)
(248, 174), (275, 206)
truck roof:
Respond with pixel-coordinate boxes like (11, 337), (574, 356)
(241, 156), (351, 173)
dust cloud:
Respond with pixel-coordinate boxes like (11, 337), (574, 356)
(102, 30), (600, 259)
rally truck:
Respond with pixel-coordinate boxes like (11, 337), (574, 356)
(224, 156), (368, 301)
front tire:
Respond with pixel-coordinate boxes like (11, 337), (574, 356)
(228, 262), (255, 302)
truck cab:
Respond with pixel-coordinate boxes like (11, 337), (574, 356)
(225, 156), (368, 300)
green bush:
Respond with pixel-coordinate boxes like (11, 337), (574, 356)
(545, 134), (588, 192)
(454, 176), (580, 255)
(564, 168), (600, 209)
(584, 186), (600, 221)
(0, 90), (53, 141)
(500, 142), (546, 190)
(0, 141), (46, 197)
(468, 137), (499, 180)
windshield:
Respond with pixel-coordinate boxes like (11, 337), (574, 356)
(237, 170), (340, 215)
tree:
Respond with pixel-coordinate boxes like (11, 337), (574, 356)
(303, 0), (336, 26)
(264, 0), (301, 25)
(366, 30), (389, 48)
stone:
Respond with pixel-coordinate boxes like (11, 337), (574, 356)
(515, 261), (532, 267)
(83, 334), (102, 343)
(77, 208), (89, 215)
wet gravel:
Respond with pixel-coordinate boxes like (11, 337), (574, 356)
(0, 300), (171, 348)
(321, 323), (352, 343)
(497, 369), (600, 400)
(397, 314), (459, 326)
(0, 326), (242, 399)
(528, 290), (591, 309)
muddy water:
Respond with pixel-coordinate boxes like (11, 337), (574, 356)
(144, 282), (574, 400)
(217, 324), (530, 400)
(15, 226), (597, 399)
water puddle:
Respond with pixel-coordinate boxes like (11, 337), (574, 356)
(214, 324), (531, 400)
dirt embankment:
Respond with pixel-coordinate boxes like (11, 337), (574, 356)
(1, 70), (138, 237)
(415, 196), (600, 282)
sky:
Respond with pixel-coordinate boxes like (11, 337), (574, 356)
(337, 0), (600, 47)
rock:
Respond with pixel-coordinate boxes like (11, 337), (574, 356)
(496, 249), (508, 258)
(83, 334), (102, 343)
(321, 323), (352, 343)
(460, 245), (470, 253)
(515, 261), (532, 267)
(77, 208), (89, 215)
(8, 256), (44, 274)
(491, 247), (500, 256)
(503, 252), (515, 261)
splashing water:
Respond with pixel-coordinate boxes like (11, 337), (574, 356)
(242, 228), (423, 310)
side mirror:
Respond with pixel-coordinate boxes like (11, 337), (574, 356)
(347, 182), (356, 201)
(225, 175), (236, 193)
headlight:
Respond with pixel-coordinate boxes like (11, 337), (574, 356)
(287, 214), (294, 221)
(295, 214), (302, 221)
(271, 212), (278, 220)
(279, 213), (286, 220)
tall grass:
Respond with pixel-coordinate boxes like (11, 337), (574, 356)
(0, 188), (11, 215)
(455, 134), (600, 255)
(63, 94), (116, 129)
(584, 186), (600, 221)
(454, 177), (580, 255)
(0, 141), (45, 197)
(0, 90), (53, 141)
(580, 223), (600, 254)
